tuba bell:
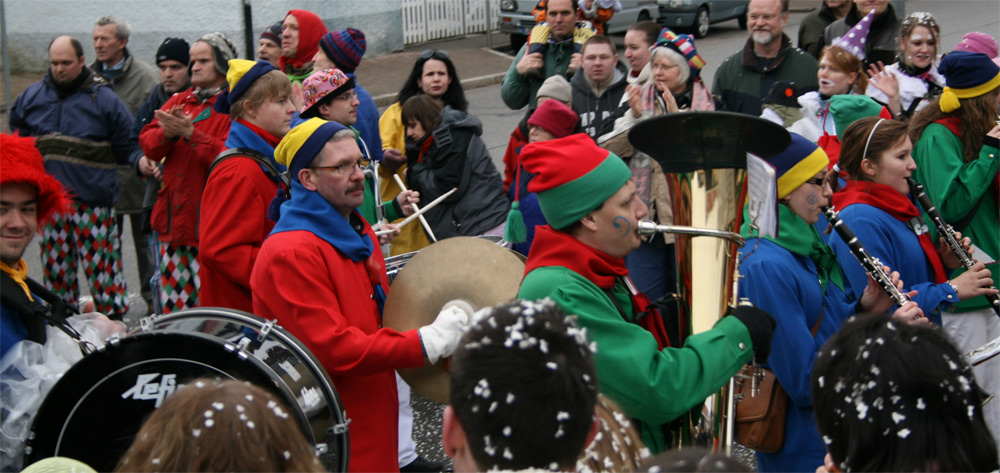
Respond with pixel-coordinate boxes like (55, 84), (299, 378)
(629, 111), (791, 453)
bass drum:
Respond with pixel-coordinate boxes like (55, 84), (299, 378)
(25, 308), (349, 472)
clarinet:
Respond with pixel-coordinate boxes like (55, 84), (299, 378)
(908, 177), (1000, 316)
(822, 206), (911, 307)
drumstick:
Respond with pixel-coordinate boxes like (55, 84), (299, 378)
(376, 188), (458, 236)
(393, 174), (438, 242)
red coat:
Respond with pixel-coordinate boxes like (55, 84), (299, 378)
(250, 225), (425, 473)
(139, 88), (230, 246)
(199, 157), (278, 312)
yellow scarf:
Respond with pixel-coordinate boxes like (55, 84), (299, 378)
(0, 259), (34, 301)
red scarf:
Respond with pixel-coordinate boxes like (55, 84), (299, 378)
(278, 10), (327, 71)
(525, 225), (671, 349)
(236, 118), (282, 148)
(833, 180), (947, 283)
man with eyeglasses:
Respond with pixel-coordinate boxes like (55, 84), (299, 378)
(712, 0), (818, 116)
(501, 0), (585, 110)
(300, 68), (418, 240)
(250, 118), (472, 473)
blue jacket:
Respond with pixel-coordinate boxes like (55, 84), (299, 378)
(826, 203), (955, 325)
(349, 76), (383, 163)
(505, 163), (545, 256)
(739, 238), (857, 473)
(0, 302), (29, 359)
(9, 69), (134, 206)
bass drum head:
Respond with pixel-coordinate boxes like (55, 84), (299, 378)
(26, 308), (348, 472)
(25, 332), (279, 472)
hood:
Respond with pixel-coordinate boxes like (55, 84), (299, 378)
(435, 106), (483, 136)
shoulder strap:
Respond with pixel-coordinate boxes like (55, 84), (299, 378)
(811, 308), (823, 338)
(0, 272), (48, 345)
(208, 147), (290, 199)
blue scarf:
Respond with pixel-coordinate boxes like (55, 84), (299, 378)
(225, 120), (286, 176)
(270, 180), (387, 314)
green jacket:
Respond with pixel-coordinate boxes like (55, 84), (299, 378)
(913, 124), (999, 313)
(518, 266), (753, 453)
(501, 40), (576, 110)
(712, 34), (818, 116)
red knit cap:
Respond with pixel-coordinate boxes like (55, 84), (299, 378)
(279, 10), (329, 70)
(527, 99), (578, 139)
(0, 134), (71, 225)
(520, 134), (631, 229)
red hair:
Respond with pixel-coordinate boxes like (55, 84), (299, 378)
(0, 133), (72, 225)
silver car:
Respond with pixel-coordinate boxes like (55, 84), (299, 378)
(498, 0), (660, 50)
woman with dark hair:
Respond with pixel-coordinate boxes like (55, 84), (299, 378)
(400, 94), (508, 240)
(811, 313), (999, 472)
(866, 12), (945, 119)
(909, 50), (1000, 451)
(378, 49), (468, 255)
(827, 116), (996, 327)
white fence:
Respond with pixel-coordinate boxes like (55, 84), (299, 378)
(402, 0), (496, 45)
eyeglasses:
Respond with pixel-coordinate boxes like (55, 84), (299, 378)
(309, 158), (369, 176)
(334, 91), (358, 101)
(804, 177), (829, 188)
(418, 49), (450, 61)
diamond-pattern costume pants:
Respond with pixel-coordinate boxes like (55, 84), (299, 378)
(158, 243), (200, 314)
(40, 202), (129, 317)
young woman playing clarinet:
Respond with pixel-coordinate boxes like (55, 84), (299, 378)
(828, 116), (997, 327)
(909, 50), (1000, 452)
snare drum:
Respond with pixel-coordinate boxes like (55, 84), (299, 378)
(25, 308), (349, 472)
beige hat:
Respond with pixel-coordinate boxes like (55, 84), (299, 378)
(536, 75), (572, 104)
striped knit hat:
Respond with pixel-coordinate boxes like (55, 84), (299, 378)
(261, 20), (282, 46)
(767, 133), (830, 199)
(214, 59), (279, 114)
(274, 118), (349, 183)
(319, 28), (366, 73)
(519, 134), (631, 229)
(937, 51), (1000, 113)
(654, 27), (705, 78)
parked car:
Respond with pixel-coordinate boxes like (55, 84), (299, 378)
(656, 0), (747, 38)
(498, 0), (660, 51)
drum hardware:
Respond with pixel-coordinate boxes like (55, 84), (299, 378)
(629, 111), (791, 454)
(967, 335), (1000, 367)
(26, 308), (350, 472)
(382, 237), (526, 403)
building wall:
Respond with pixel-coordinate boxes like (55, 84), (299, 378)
(2, 0), (403, 72)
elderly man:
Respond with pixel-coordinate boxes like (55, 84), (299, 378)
(92, 15), (160, 316)
(138, 33), (235, 313)
(570, 35), (628, 138)
(712, 0), (818, 115)
(443, 299), (599, 472)
(9, 36), (133, 318)
(501, 0), (586, 110)
(257, 20), (283, 68)
(279, 9), (328, 84)
(515, 133), (776, 454)
(0, 134), (72, 358)
(250, 118), (470, 472)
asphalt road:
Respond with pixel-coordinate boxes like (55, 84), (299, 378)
(21, 0), (998, 468)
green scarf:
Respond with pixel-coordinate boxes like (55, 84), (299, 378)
(740, 204), (844, 294)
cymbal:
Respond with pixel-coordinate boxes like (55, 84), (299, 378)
(627, 111), (791, 173)
(382, 236), (525, 403)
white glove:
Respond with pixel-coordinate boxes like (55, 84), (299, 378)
(418, 299), (474, 364)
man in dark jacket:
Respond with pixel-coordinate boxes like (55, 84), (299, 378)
(821, 0), (901, 69)
(798, 0), (851, 57)
(127, 37), (191, 314)
(712, 0), (818, 116)
(91, 15), (160, 316)
(9, 36), (134, 318)
(570, 35), (629, 139)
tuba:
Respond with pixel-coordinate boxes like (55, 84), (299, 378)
(629, 112), (790, 453)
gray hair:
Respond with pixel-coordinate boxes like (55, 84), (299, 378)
(650, 46), (690, 85)
(95, 16), (131, 40)
(330, 129), (357, 142)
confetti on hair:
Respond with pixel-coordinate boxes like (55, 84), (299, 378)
(205, 419), (215, 428)
(823, 435), (833, 445)
(204, 410), (214, 418)
(490, 401), (499, 413)
(484, 435), (497, 456)
(503, 426), (512, 437)
(475, 379), (492, 398)
(236, 404), (246, 413)
(555, 425), (565, 438)
(506, 392), (516, 404)
(891, 412), (905, 424)
(192, 428), (201, 438)
(546, 362), (558, 370)
(503, 447), (514, 460)
(152, 458), (160, 465)
(247, 420), (255, 429)
(245, 394), (254, 402)
(557, 411), (570, 421)
(284, 450), (291, 461)
(916, 398), (926, 410)
(212, 402), (225, 411)
(818, 376), (825, 388)
(897, 428), (911, 438)
(195, 380), (206, 388)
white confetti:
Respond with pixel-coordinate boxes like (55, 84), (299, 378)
(489, 401), (499, 413)
(891, 412), (905, 424)
(247, 420), (255, 429)
(152, 458), (160, 465)
(506, 393), (516, 404)
(823, 435), (833, 445)
(968, 405), (975, 419)
(212, 402), (225, 411)
(556, 411), (570, 421)
(245, 394), (254, 402)
(546, 362), (557, 370)
(916, 398), (926, 410)
(897, 428), (911, 438)
(818, 376), (824, 388)
(503, 426), (512, 437)
(205, 419), (214, 428)
(503, 447), (513, 460)
(236, 404), (246, 413)
(284, 450), (291, 460)
(204, 410), (213, 418)
(555, 425), (565, 438)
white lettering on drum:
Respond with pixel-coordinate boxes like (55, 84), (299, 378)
(301, 385), (321, 408)
(278, 360), (302, 382)
(121, 373), (178, 407)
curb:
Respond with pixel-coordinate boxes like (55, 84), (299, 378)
(372, 71), (507, 108)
